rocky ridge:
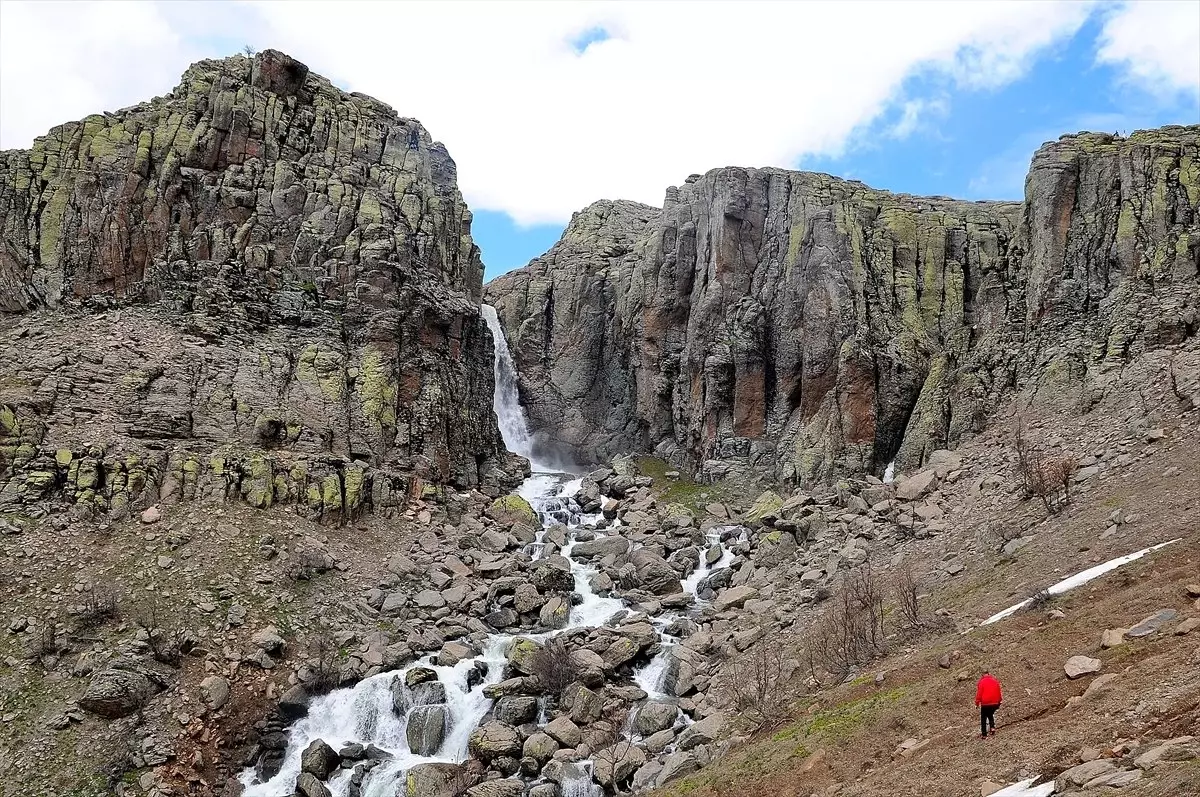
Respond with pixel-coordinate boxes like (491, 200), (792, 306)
(486, 127), (1200, 484)
(0, 50), (519, 523)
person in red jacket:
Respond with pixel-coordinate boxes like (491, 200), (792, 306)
(975, 670), (1003, 738)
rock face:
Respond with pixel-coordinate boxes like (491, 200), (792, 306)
(486, 127), (1200, 482)
(0, 50), (517, 520)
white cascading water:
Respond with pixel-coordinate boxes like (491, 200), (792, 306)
(237, 309), (737, 796)
(482, 304), (539, 466)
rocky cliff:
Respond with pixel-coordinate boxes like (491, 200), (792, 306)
(0, 50), (516, 521)
(486, 126), (1200, 483)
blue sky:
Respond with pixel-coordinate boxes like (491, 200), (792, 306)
(476, 11), (1197, 282)
(2, 2), (1197, 284)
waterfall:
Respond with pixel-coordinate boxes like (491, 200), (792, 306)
(236, 312), (741, 797)
(481, 304), (538, 464)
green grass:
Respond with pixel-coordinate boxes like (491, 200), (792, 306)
(635, 457), (733, 513)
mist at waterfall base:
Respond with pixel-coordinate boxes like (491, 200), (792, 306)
(237, 307), (738, 796)
(482, 304), (588, 475)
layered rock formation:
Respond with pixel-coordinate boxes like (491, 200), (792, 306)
(486, 126), (1200, 483)
(0, 50), (515, 521)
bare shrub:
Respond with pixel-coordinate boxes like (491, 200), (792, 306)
(75, 584), (120, 630)
(27, 618), (65, 663)
(1013, 418), (1077, 514)
(592, 705), (638, 791)
(305, 633), (342, 694)
(890, 564), (922, 631)
(723, 632), (793, 732)
(799, 562), (888, 683)
(528, 638), (583, 697)
(136, 600), (188, 666)
(1025, 586), (1055, 612)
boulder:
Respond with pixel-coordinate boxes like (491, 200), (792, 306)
(744, 491), (784, 525)
(713, 585), (758, 612)
(278, 684), (310, 719)
(896, 469), (938, 501)
(200, 675), (231, 710)
(78, 658), (166, 718)
(300, 739), (341, 779)
(544, 716), (582, 748)
(1100, 628), (1126, 648)
(1056, 759), (1116, 788)
(634, 700), (679, 736)
(466, 781), (524, 797)
(468, 722), (523, 761)
(677, 713), (723, 750)
(406, 705), (449, 756)
(657, 749), (700, 785)
(539, 595), (570, 629)
(493, 696), (539, 726)
(523, 732), (559, 763)
(593, 742), (648, 787)
(487, 495), (537, 527)
(295, 773), (332, 797)
(405, 763), (465, 797)
(1126, 609), (1178, 638)
(1064, 655), (1102, 679)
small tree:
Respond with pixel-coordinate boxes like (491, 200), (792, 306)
(305, 633), (342, 694)
(242, 45), (256, 56)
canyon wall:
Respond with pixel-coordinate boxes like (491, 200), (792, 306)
(0, 50), (517, 521)
(486, 126), (1200, 483)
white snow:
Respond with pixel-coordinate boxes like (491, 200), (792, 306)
(882, 460), (896, 484)
(989, 778), (1056, 797)
(982, 538), (1181, 626)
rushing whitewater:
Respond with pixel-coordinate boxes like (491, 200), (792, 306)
(238, 307), (739, 796)
(482, 304), (538, 464)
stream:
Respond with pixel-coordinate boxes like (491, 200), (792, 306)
(237, 307), (736, 796)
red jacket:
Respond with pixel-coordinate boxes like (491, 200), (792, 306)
(976, 674), (1002, 706)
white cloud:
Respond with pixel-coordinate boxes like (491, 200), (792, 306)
(0, 2), (196, 148)
(2, 1), (1102, 224)
(1097, 0), (1200, 97)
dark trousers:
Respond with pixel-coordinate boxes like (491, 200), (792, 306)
(980, 704), (998, 736)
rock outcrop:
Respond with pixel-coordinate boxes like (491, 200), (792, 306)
(0, 50), (518, 520)
(486, 127), (1200, 483)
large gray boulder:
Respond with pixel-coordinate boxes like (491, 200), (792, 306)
(300, 739), (341, 780)
(468, 722), (523, 761)
(78, 658), (169, 718)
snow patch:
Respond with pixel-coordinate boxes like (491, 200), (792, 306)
(982, 538), (1181, 626)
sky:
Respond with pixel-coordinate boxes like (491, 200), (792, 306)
(1, 1), (1197, 282)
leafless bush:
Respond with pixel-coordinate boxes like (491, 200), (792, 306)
(890, 564), (922, 631)
(528, 638), (583, 697)
(1013, 418), (1077, 514)
(800, 562), (888, 683)
(305, 633), (342, 694)
(723, 632), (793, 731)
(27, 618), (65, 663)
(136, 600), (188, 666)
(592, 706), (638, 792)
(75, 584), (120, 630)
(1025, 586), (1055, 612)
